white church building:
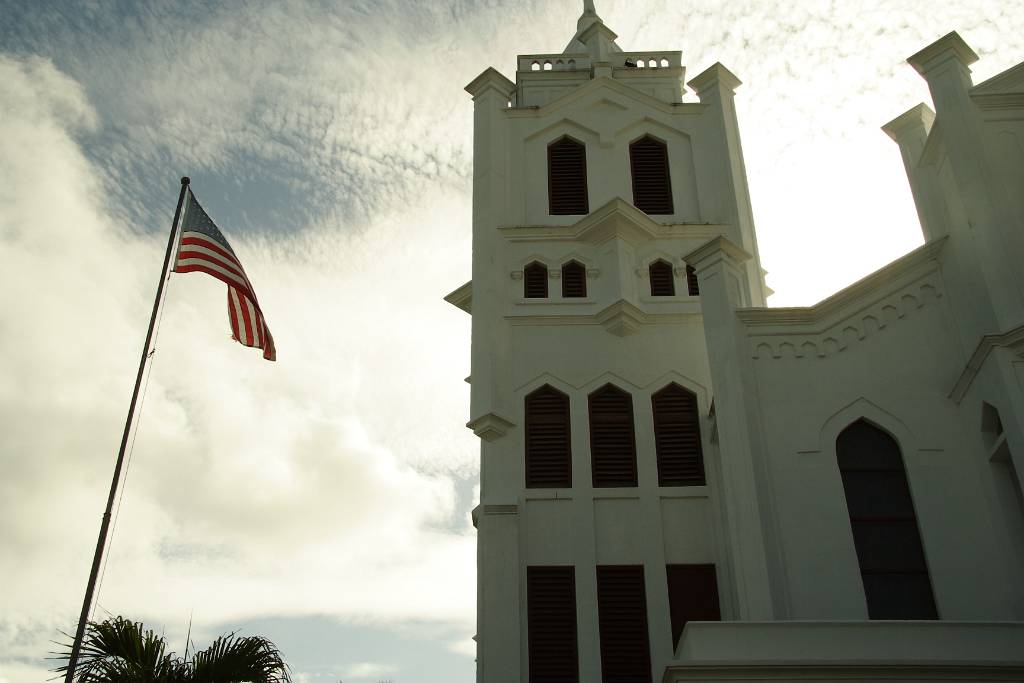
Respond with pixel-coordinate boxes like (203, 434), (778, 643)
(446, 3), (1024, 681)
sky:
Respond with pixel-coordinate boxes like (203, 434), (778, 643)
(0, 1), (1019, 681)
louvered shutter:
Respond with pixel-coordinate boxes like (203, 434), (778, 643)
(527, 566), (579, 683)
(549, 137), (589, 215)
(524, 262), (549, 298)
(837, 420), (937, 620)
(561, 261), (587, 298)
(596, 565), (651, 683)
(526, 386), (571, 488)
(685, 264), (699, 296)
(649, 260), (675, 297)
(630, 136), (673, 215)
(589, 385), (637, 488)
(653, 384), (705, 486)
(666, 564), (720, 650)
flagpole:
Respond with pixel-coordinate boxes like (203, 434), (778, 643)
(63, 176), (191, 683)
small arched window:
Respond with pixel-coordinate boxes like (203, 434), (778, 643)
(649, 260), (675, 296)
(685, 264), (699, 296)
(630, 136), (673, 215)
(652, 383), (705, 486)
(548, 137), (589, 215)
(837, 420), (937, 620)
(589, 384), (637, 487)
(524, 262), (548, 298)
(525, 385), (571, 488)
(561, 260), (586, 298)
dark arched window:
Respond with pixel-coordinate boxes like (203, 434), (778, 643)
(561, 260), (586, 298)
(685, 264), (699, 296)
(837, 420), (937, 620)
(524, 262), (549, 298)
(652, 383), (705, 486)
(525, 385), (571, 488)
(549, 136), (589, 215)
(630, 136), (673, 215)
(649, 260), (674, 296)
(589, 384), (637, 487)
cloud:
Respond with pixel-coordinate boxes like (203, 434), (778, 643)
(0, 51), (477, 676)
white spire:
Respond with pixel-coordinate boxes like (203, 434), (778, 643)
(563, 0), (622, 56)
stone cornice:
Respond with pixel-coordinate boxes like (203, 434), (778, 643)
(466, 412), (515, 441)
(881, 103), (935, 143)
(906, 31), (979, 75)
(506, 299), (700, 332)
(683, 235), (752, 269)
(499, 198), (728, 245)
(949, 324), (1024, 403)
(444, 280), (472, 314)
(465, 67), (515, 99)
(687, 62), (743, 95)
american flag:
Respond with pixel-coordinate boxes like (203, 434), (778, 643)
(173, 190), (276, 361)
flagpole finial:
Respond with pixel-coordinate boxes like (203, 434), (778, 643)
(181, 176), (190, 185)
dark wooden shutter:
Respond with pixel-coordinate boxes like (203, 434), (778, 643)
(653, 383), (705, 486)
(596, 566), (651, 683)
(649, 260), (675, 297)
(528, 566), (579, 683)
(526, 385), (571, 488)
(549, 137), (589, 215)
(524, 262), (549, 298)
(837, 420), (937, 620)
(630, 136), (673, 215)
(666, 564), (720, 651)
(685, 265), (699, 296)
(561, 261), (587, 298)
(589, 384), (637, 487)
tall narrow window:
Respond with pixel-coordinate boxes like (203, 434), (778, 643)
(685, 264), (699, 296)
(653, 383), (705, 486)
(630, 136), (673, 214)
(649, 260), (675, 296)
(528, 566), (579, 683)
(666, 564), (720, 651)
(596, 565), (651, 683)
(524, 262), (548, 298)
(549, 137), (589, 215)
(837, 420), (937, 620)
(589, 384), (637, 487)
(561, 260), (587, 298)
(525, 385), (571, 488)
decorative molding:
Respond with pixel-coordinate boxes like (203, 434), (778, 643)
(749, 279), (943, 361)
(466, 412), (515, 441)
(444, 281), (472, 314)
(949, 324), (1024, 403)
(504, 73), (707, 119)
(971, 61), (1024, 97)
(499, 198), (728, 246)
(464, 67), (515, 99)
(906, 31), (979, 75)
(683, 235), (752, 271)
(506, 304), (698, 328)
(596, 299), (645, 336)
(471, 503), (519, 528)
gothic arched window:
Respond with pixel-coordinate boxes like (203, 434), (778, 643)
(652, 383), (705, 486)
(649, 260), (675, 297)
(630, 136), (673, 215)
(589, 384), (637, 487)
(561, 260), (587, 298)
(524, 262), (549, 298)
(525, 385), (571, 488)
(837, 419), (937, 620)
(548, 136), (589, 215)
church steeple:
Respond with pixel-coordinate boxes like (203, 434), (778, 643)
(563, 0), (622, 56)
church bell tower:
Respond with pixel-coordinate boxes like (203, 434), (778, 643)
(448, 3), (771, 681)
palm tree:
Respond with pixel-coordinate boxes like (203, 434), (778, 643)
(53, 616), (291, 683)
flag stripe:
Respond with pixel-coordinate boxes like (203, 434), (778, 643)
(180, 233), (242, 267)
(174, 190), (276, 361)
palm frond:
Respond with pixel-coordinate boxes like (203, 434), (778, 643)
(52, 617), (182, 682)
(188, 631), (291, 683)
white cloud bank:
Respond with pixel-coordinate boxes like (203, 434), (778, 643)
(0, 53), (477, 680)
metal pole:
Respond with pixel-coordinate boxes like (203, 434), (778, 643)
(63, 177), (191, 682)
